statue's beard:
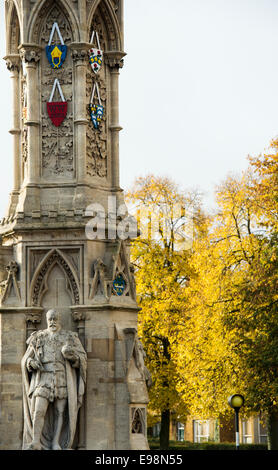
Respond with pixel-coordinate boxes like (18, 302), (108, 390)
(48, 324), (60, 332)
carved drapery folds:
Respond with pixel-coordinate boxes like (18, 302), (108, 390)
(30, 249), (80, 306)
(40, 4), (74, 178)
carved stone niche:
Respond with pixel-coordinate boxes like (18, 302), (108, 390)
(130, 406), (149, 451)
(131, 407), (146, 435)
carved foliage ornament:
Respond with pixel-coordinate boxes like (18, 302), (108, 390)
(86, 13), (108, 178)
(20, 48), (41, 64)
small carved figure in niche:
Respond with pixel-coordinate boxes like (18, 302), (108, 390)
(21, 309), (87, 450)
(134, 338), (152, 389)
(0, 261), (21, 302)
(131, 408), (145, 434)
(90, 257), (108, 299)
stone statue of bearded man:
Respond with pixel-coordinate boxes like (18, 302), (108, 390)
(21, 309), (87, 450)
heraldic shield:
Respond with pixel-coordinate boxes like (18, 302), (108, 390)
(88, 31), (103, 74)
(46, 44), (67, 69)
(47, 79), (67, 127)
(47, 101), (68, 127)
(89, 48), (103, 74)
(89, 103), (104, 130)
(113, 274), (126, 296)
(88, 81), (104, 130)
(45, 22), (67, 69)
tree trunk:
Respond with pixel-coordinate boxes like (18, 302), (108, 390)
(267, 408), (278, 450)
(160, 409), (170, 449)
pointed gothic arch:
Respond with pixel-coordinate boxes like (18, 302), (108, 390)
(27, 0), (80, 44)
(5, 0), (22, 55)
(30, 248), (80, 307)
(87, 0), (122, 51)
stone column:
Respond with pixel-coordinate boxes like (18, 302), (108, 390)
(19, 47), (41, 185)
(106, 52), (126, 190)
(5, 56), (21, 191)
(72, 46), (89, 186)
(4, 55), (21, 215)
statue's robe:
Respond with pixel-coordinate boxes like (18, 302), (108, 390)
(21, 329), (87, 450)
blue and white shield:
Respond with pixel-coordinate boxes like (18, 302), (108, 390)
(46, 44), (67, 69)
(89, 103), (104, 129)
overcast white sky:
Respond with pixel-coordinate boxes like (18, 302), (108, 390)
(1, 0), (278, 216)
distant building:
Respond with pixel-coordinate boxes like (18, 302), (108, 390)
(149, 412), (268, 444)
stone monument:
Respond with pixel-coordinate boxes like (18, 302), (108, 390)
(0, 0), (150, 450)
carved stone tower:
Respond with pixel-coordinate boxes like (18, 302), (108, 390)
(0, 0), (150, 450)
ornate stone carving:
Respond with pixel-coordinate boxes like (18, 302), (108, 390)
(111, 242), (134, 298)
(31, 250), (80, 306)
(21, 309), (87, 450)
(105, 51), (125, 69)
(110, 0), (120, 11)
(0, 261), (21, 303)
(40, 5), (74, 178)
(19, 48), (41, 64)
(89, 258), (108, 300)
(134, 337), (152, 389)
(72, 311), (86, 322)
(71, 48), (87, 63)
(131, 408), (146, 435)
(31, 0), (74, 45)
(86, 70), (107, 178)
(97, 2), (117, 50)
(5, 56), (20, 72)
(25, 312), (42, 324)
(124, 328), (152, 389)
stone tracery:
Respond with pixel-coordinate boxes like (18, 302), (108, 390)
(31, 249), (80, 306)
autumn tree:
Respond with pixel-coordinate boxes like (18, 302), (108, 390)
(175, 166), (278, 449)
(126, 175), (203, 449)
